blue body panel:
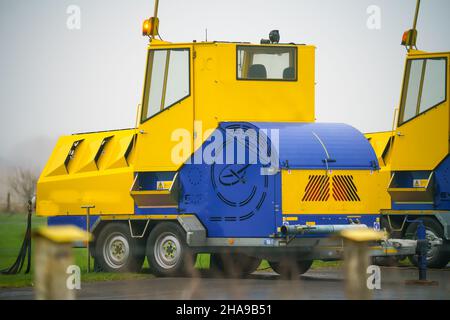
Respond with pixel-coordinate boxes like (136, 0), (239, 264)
(135, 206), (178, 215)
(48, 215), (100, 231)
(392, 203), (435, 210)
(434, 156), (450, 210)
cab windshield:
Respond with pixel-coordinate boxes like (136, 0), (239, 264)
(141, 48), (190, 123)
(237, 46), (297, 81)
(399, 57), (447, 125)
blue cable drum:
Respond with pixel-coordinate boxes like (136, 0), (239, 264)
(179, 122), (379, 238)
(252, 122), (379, 170)
(179, 122), (276, 237)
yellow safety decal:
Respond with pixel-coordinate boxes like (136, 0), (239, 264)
(413, 179), (428, 188)
(156, 181), (173, 190)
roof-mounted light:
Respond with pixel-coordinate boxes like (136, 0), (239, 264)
(143, 0), (160, 39)
(260, 30), (280, 44)
(402, 0), (421, 50)
(401, 29), (417, 48)
(142, 17), (159, 37)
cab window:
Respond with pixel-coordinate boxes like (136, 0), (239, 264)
(237, 46), (297, 81)
(399, 57), (447, 125)
(141, 48), (190, 122)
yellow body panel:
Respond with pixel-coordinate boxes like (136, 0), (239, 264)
(281, 169), (388, 215)
(391, 101), (449, 170)
(37, 129), (136, 216)
(193, 43), (315, 134)
(364, 131), (393, 210)
(135, 96), (194, 171)
(365, 131), (393, 169)
(134, 44), (194, 172)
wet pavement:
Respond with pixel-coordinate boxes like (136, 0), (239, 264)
(1, 266), (449, 300)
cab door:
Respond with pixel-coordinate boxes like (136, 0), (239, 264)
(391, 53), (449, 171)
(134, 45), (194, 172)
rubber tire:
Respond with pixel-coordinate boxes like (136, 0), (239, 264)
(210, 253), (261, 278)
(94, 223), (145, 273)
(269, 259), (313, 279)
(146, 222), (195, 277)
(405, 217), (450, 269)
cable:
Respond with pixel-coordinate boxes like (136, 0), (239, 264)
(157, 31), (164, 41)
(0, 201), (32, 275)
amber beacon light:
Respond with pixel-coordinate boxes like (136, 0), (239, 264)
(142, 17), (159, 37)
(142, 0), (160, 38)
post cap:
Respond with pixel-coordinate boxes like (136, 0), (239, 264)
(339, 228), (386, 242)
(33, 226), (92, 244)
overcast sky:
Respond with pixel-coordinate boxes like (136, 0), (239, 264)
(1, 0), (450, 170)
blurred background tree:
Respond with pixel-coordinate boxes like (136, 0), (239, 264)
(8, 168), (38, 212)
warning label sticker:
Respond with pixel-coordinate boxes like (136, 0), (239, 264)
(413, 179), (427, 188)
(156, 181), (172, 190)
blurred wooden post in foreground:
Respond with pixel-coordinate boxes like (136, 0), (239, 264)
(33, 226), (91, 300)
(339, 228), (385, 300)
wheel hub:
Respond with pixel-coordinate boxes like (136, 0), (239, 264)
(111, 240), (126, 260)
(103, 233), (130, 269)
(154, 233), (181, 269)
(163, 240), (177, 258)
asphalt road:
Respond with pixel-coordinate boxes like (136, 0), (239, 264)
(1, 267), (449, 300)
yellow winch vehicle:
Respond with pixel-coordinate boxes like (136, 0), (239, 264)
(35, 1), (449, 277)
(366, 0), (450, 268)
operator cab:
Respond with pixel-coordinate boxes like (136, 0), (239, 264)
(386, 24), (450, 172)
(134, 29), (316, 172)
(386, 28), (449, 209)
(389, 50), (449, 172)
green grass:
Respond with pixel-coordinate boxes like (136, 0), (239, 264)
(0, 213), (346, 288)
(0, 212), (158, 288)
(0, 212), (46, 288)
